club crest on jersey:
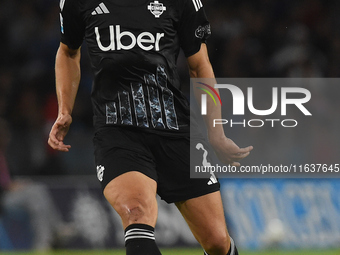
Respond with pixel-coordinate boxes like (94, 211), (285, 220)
(147, 1), (166, 18)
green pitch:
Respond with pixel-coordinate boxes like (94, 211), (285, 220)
(1, 249), (340, 255)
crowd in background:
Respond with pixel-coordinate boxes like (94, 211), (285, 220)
(0, 0), (340, 176)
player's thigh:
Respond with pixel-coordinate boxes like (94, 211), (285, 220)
(175, 191), (230, 253)
(104, 171), (158, 229)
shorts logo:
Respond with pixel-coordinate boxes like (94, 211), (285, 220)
(147, 1), (166, 18)
(96, 165), (105, 182)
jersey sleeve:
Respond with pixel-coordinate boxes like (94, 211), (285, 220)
(178, 0), (211, 57)
(59, 0), (85, 49)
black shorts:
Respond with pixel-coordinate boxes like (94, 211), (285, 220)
(93, 127), (220, 203)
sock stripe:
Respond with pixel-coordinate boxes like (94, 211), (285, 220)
(125, 228), (156, 242)
(125, 231), (155, 238)
(126, 230), (154, 236)
(125, 235), (156, 241)
(126, 228), (154, 235)
(124, 224), (161, 255)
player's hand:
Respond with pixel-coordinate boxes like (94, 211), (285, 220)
(48, 113), (72, 152)
(210, 136), (253, 167)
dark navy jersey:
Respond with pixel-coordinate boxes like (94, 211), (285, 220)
(59, 0), (211, 134)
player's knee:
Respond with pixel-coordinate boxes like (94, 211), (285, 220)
(116, 199), (144, 219)
(202, 231), (230, 255)
(115, 198), (156, 225)
(126, 203), (145, 223)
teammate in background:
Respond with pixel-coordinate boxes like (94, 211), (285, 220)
(48, 0), (252, 254)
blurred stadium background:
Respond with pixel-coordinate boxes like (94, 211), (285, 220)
(1, 0), (340, 254)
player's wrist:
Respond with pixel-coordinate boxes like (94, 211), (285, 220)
(57, 112), (73, 123)
(58, 109), (72, 117)
(207, 131), (226, 146)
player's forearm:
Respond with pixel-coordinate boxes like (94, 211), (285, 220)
(191, 67), (225, 143)
(189, 48), (225, 144)
(55, 44), (81, 116)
